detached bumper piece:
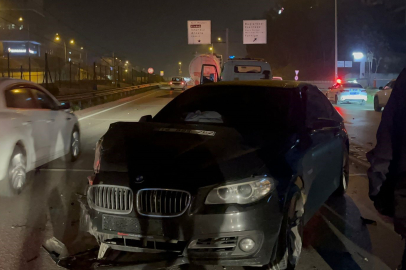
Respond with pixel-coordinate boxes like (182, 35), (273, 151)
(98, 237), (187, 258)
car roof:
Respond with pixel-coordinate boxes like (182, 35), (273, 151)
(197, 80), (313, 90)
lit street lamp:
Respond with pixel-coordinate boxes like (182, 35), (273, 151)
(178, 62), (182, 76)
(18, 16), (23, 22)
(218, 37), (222, 41)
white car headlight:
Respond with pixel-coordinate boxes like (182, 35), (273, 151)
(205, 177), (275, 205)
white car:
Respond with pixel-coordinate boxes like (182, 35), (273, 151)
(0, 79), (80, 195)
(326, 82), (367, 104)
(374, 79), (395, 112)
(169, 77), (187, 90)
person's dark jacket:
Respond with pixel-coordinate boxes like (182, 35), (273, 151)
(367, 68), (406, 236)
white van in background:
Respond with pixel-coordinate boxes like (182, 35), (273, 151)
(199, 58), (272, 84)
(221, 58), (272, 81)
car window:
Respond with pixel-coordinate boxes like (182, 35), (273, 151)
(4, 88), (38, 109)
(234, 65), (262, 73)
(172, 77), (182, 82)
(31, 89), (58, 110)
(154, 85), (302, 134)
(306, 87), (342, 128)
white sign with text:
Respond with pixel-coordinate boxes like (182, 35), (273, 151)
(188, 21), (211, 45)
(243, 20), (267, 44)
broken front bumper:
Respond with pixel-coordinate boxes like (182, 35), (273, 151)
(79, 190), (283, 267)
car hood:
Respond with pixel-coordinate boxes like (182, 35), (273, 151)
(98, 122), (297, 191)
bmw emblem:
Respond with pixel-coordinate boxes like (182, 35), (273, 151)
(135, 176), (144, 183)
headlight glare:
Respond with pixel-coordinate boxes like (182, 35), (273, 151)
(205, 177), (274, 205)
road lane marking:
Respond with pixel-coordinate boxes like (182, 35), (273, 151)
(38, 168), (93, 172)
(78, 91), (160, 121)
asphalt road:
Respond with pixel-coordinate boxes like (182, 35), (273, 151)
(0, 88), (402, 270)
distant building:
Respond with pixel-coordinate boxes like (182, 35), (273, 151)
(0, 0), (46, 58)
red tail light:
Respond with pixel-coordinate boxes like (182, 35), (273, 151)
(336, 78), (342, 84)
(169, 81), (173, 85)
(181, 82), (185, 85)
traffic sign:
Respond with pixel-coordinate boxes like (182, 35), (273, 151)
(295, 70), (299, 75)
(160, 71), (164, 76)
(188, 21), (211, 45)
(148, 68), (154, 74)
(295, 76), (299, 81)
(243, 20), (267, 44)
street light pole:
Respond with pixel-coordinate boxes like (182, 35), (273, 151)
(334, 0), (338, 80)
(226, 28), (229, 59)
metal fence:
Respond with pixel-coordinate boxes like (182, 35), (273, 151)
(0, 53), (163, 94)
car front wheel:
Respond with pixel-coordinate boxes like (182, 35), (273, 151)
(335, 150), (349, 196)
(374, 97), (382, 112)
(7, 145), (27, 195)
(70, 128), (81, 162)
(267, 188), (304, 270)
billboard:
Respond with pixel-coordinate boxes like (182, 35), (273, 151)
(243, 20), (267, 44)
(188, 21), (211, 45)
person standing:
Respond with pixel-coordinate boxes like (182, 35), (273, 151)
(367, 68), (406, 270)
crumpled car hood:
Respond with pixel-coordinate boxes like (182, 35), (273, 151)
(98, 122), (296, 191)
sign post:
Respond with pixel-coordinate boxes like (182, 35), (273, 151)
(188, 21), (211, 45)
(243, 20), (267, 44)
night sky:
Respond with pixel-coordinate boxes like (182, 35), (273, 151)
(45, 0), (273, 76)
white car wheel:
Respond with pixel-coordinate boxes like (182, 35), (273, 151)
(70, 128), (81, 162)
(8, 146), (27, 195)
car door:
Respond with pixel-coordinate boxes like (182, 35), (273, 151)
(30, 88), (68, 160)
(301, 88), (344, 222)
(4, 87), (50, 167)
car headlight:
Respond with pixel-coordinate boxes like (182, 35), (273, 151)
(205, 177), (275, 205)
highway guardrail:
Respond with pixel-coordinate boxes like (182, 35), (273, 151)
(56, 83), (162, 109)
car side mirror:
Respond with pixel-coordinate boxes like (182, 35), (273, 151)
(59, 102), (71, 110)
(139, 115), (152, 122)
(379, 87), (383, 90)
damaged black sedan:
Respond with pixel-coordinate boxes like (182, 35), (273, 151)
(82, 81), (349, 269)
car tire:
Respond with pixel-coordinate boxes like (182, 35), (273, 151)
(267, 187), (305, 270)
(69, 127), (81, 162)
(334, 149), (349, 196)
(4, 145), (27, 196)
(374, 97), (382, 112)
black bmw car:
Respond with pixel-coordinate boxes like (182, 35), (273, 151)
(82, 81), (349, 269)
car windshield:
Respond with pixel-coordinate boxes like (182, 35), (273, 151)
(154, 85), (301, 133)
(172, 77), (182, 81)
(342, 83), (363, 88)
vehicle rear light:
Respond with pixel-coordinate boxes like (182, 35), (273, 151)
(169, 81), (173, 85)
(181, 82), (185, 85)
